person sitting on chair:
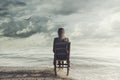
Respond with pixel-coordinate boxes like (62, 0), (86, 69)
(53, 28), (69, 67)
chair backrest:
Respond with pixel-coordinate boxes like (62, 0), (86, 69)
(54, 42), (70, 55)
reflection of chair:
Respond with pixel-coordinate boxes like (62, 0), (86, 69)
(54, 42), (71, 76)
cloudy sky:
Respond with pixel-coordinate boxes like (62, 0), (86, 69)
(0, 0), (120, 47)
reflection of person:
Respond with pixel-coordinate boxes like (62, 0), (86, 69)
(53, 28), (69, 66)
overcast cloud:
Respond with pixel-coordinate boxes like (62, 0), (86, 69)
(0, 0), (120, 46)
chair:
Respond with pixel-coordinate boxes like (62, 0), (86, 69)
(54, 41), (71, 76)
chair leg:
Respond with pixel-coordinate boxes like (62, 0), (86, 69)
(58, 61), (61, 69)
(67, 67), (69, 76)
(54, 60), (57, 76)
(62, 61), (64, 69)
(67, 60), (70, 76)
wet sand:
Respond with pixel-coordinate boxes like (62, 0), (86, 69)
(0, 67), (73, 80)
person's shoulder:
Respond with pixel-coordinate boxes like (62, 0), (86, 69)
(65, 37), (69, 40)
(64, 37), (69, 42)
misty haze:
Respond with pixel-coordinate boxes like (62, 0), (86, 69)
(0, 0), (120, 80)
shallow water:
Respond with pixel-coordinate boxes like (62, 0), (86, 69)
(0, 45), (120, 80)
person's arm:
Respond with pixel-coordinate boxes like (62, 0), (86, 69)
(65, 38), (70, 54)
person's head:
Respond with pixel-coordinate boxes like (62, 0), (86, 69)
(58, 28), (65, 38)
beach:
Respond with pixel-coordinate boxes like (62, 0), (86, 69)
(0, 67), (73, 80)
